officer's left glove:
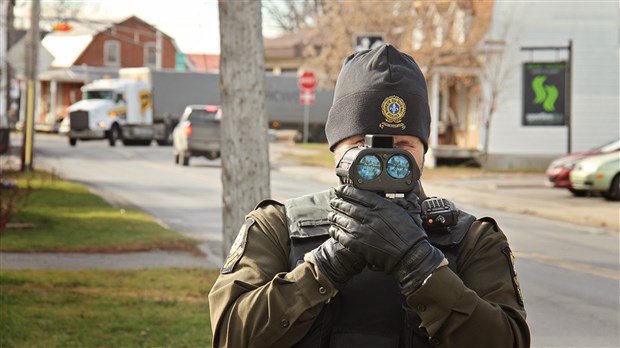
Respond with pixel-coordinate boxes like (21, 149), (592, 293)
(328, 185), (446, 295)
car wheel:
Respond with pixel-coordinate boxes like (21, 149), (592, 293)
(179, 150), (189, 166)
(69, 138), (77, 146)
(569, 188), (588, 197)
(604, 174), (620, 201)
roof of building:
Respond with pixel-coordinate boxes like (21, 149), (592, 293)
(186, 54), (220, 72)
(264, 31), (309, 60)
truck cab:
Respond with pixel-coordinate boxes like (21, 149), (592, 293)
(59, 78), (152, 146)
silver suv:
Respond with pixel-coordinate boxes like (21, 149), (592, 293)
(172, 105), (221, 166)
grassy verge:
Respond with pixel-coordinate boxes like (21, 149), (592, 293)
(0, 268), (219, 348)
(281, 143), (336, 168)
(0, 170), (198, 253)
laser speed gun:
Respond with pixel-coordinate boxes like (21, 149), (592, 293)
(336, 135), (420, 195)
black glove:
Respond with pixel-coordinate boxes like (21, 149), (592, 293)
(312, 238), (366, 291)
(328, 185), (445, 295)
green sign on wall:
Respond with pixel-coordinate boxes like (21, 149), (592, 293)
(523, 62), (567, 126)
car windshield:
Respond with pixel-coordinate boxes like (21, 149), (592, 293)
(595, 139), (620, 153)
(189, 110), (219, 122)
(83, 90), (115, 100)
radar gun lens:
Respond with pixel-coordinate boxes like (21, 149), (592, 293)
(357, 154), (382, 180)
(386, 155), (411, 179)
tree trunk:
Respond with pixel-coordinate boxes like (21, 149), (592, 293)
(219, 0), (270, 257)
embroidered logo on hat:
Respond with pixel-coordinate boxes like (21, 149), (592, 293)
(380, 95), (407, 129)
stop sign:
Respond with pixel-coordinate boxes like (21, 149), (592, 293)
(298, 71), (317, 89)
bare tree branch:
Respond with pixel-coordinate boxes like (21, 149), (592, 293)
(302, 0), (494, 86)
(263, 0), (325, 33)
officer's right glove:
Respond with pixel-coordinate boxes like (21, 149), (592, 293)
(328, 185), (446, 295)
(312, 238), (366, 291)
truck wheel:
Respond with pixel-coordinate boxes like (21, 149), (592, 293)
(108, 124), (121, 147)
(69, 138), (77, 146)
(174, 153), (180, 164)
(206, 152), (220, 160)
(157, 127), (173, 146)
(181, 151), (190, 166)
(309, 126), (327, 143)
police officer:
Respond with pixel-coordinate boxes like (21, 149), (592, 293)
(209, 44), (530, 348)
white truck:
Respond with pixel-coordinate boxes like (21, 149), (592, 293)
(60, 67), (220, 146)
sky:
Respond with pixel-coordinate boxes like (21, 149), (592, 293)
(22, 0), (282, 54)
(81, 0), (223, 54)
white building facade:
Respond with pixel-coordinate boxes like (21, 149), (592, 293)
(484, 1), (619, 169)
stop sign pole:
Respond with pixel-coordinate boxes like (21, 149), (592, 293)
(299, 71), (317, 143)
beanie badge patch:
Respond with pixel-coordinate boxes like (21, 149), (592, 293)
(380, 95), (406, 130)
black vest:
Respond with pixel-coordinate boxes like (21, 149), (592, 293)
(284, 189), (476, 348)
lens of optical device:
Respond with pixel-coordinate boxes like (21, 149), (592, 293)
(357, 154), (382, 180)
(386, 155), (411, 179)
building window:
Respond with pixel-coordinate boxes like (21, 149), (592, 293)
(144, 42), (157, 67)
(104, 40), (120, 66)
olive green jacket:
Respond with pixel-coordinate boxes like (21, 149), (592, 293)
(208, 201), (529, 347)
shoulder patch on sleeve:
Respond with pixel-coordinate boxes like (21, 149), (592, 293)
(502, 246), (524, 307)
(221, 218), (256, 274)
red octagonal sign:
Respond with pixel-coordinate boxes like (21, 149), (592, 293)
(298, 71), (317, 89)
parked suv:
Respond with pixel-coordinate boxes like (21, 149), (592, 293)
(173, 105), (221, 166)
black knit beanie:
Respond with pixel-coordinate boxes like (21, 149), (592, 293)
(325, 44), (431, 152)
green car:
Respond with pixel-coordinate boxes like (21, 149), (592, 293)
(569, 151), (620, 201)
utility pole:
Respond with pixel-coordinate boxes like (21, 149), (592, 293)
(21, 0), (39, 171)
(2, 1), (15, 130)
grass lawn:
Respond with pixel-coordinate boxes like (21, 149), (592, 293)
(0, 171), (219, 347)
(282, 143), (336, 168)
(0, 268), (220, 348)
(0, 170), (198, 253)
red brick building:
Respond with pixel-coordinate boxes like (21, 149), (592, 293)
(73, 16), (178, 69)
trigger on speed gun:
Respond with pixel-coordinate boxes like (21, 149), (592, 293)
(336, 134), (420, 197)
